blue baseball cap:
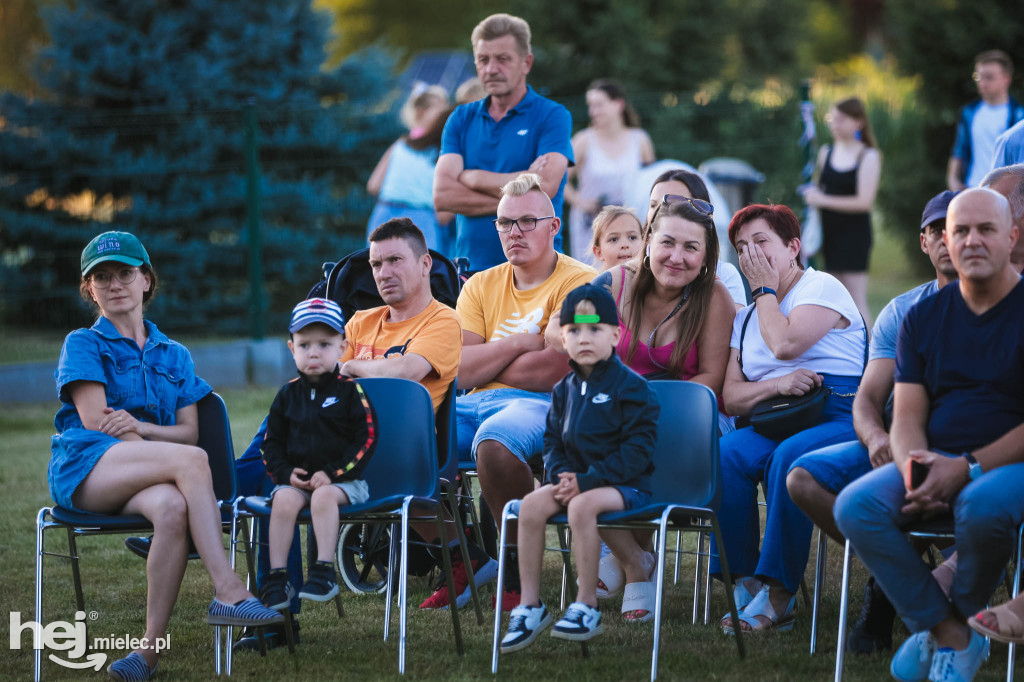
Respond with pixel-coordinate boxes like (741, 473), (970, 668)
(289, 298), (345, 334)
(921, 190), (959, 231)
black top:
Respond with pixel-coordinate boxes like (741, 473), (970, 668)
(261, 367), (377, 485)
(819, 145), (873, 271)
(543, 353), (660, 493)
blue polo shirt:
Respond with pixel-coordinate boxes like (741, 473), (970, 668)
(440, 86), (573, 271)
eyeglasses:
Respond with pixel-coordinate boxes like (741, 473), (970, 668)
(493, 216), (555, 233)
(662, 195), (714, 217)
(89, 266), (139, 288)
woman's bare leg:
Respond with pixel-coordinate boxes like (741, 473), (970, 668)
(74, 441), (250, 603)
(118, 484), (189, 669)
(834, 271), (871, 327)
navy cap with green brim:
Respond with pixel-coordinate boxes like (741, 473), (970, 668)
(559, 283), (619, 326)
(81, 231), (152, 276)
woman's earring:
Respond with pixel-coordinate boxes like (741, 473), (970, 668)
(791, 259), (796, 269)
(700, 264), (709, 277)
(643, 255), (651, 270)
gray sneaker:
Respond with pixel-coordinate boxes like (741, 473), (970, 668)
(551, 601), (603, 641)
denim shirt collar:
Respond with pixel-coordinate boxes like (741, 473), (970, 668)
(90, 316), (168, 350)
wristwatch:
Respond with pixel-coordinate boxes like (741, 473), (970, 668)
(751, 286), (777, 301)
(962, 452), (983, 481)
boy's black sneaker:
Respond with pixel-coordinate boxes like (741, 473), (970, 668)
(847, 576), (896, 654)
(258, 571), (296, 612)
(232, 618), (300, 652)
(299, 563), (339, 602)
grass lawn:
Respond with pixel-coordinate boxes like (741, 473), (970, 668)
(2, 388), (1019, 681)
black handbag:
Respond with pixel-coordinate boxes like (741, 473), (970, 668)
(738, 306), (867, 441)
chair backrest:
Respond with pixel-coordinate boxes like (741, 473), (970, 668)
(196, 392), (237, 503)
(647, 380), (721, 511)
(436, 379), (458, 482)
(352, 378), (439, 501)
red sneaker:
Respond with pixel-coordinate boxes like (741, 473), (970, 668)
(418, 556), (498, 610)
(491, 588), (522, 612)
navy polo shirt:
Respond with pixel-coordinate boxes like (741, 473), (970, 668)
(440, 85), (573, 271)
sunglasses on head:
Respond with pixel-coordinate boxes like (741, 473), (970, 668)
(662, 195), (714, 217)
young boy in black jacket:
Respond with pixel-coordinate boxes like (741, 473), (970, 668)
(500, 284), (660, 652)
(260, 298), (377, 608)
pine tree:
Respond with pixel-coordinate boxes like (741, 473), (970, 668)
(0, 0), (399, 334)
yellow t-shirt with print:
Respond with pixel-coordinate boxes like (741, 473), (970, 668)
(457, 253), (596, 393)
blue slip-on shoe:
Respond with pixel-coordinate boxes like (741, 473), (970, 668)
(928, 630), (989, 682)
(207, 596), (285, 626)
(551, 601), (603, 641)
(107, 652), (157, 681)
(891, 631), (937, 682)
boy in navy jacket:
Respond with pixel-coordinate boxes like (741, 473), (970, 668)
(260, 298), (377, 609)
(500, 284), (659, 652)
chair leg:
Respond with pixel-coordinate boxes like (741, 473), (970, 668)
(399, 503), (412, 674)
(558, 525), (573, 611)
(1007, 523), (1023, 682)
(435, 513), (465, 657)
(650, 514), (672, 682)
(446, 484), (483, 624)
(383, 523), (397, 642)
(710, 515), (746, 660)
(491, 501), (516, 674)
(703, 525), (713, 625)
(460, 475), (487, 553)
(65, 529), (85, 613)
(811, 527), (827, 655)
(834, 539), (853, 682)
(674, 530), (682, 586)
(692, 530), (704, 625)
(34, 509), (48, 682)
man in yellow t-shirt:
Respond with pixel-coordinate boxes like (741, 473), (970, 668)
(456, 173), (596, 609)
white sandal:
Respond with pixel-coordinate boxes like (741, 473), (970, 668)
(596, 552), (626, 599)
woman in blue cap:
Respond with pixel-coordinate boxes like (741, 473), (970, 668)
(49, 231), (282, 680)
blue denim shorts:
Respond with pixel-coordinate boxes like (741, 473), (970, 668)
(789, 440), (872, 495)
(456, 388), (551, 463)
(613, 485), (651, 511)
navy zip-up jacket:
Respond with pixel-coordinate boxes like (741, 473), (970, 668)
(543, 352), (660, 494)
(262, 366), (377, 485)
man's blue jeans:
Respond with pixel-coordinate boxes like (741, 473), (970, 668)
(835, 460), (1024, 632)
(710, 375), (859, 594)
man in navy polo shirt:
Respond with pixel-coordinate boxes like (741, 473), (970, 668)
(434, 13), (573, 273)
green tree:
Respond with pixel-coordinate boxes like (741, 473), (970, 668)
(0, 0), (398, 334)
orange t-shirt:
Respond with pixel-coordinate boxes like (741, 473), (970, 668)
(341, 299), (462, 411)
(457, 253), (596, 393)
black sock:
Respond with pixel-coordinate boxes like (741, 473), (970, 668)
(315, 560), (334, 572)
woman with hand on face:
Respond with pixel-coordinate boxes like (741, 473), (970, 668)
(49, 232), (282, 680)
(565, 79), (655, 263)
(713, 204), (866, 635)
(801, 97), (881, 325)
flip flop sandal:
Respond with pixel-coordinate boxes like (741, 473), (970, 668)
(724, 586), (796, 635)
(596, 552), (626, 599)
(621, 581), (656, 623)
(968, 601), (1024, 645)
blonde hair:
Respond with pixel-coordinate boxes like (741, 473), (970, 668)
(399, 84), (449, 131)
(573, 298), (597, 317)
(471, 13), (531, 55)
(456, 78), (486, 104)
(590, 205), (641, 251)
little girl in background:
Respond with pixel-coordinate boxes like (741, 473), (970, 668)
(589, 206), (643, 272)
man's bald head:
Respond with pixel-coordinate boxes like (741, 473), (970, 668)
(946, 187), (1018, 281)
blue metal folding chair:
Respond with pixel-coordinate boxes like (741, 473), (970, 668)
(33, 392), (242, 681)
(231, 378), (466, 675)
(490, 380), (746, 681)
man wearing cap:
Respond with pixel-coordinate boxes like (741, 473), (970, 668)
(982, 163), (1024, 273)
(434, 12), (573, 274)
(786, 190), (960, 654)
(834, 188), (1024, 682)
(455, 172), (595, 609)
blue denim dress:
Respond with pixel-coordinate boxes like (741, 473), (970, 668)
(49, 316), (211, 511)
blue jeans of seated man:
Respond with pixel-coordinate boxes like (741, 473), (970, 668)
(835, 460), (1024, 633)
(710, 374), (859, 595)
(456, 388), (551, 463)
(789, 439), (873, 496)
(237, 415), (314, 614)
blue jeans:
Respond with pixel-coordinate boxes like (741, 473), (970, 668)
(710, 374), (859, 594)
(835, 460), (1024, 632)
(237, 415), (312, 614)
(456, 388), (551, 463)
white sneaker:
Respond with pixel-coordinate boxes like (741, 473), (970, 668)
(928, 630), (989, 682)
(551, 601), (603, 641)
(500, 602), (554, 653)
(891, 631), (937, 682)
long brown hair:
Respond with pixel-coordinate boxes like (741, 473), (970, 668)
(588, 79), (641, 128)
(834, 97), (876, 148)
(624, 200), (719, 376)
